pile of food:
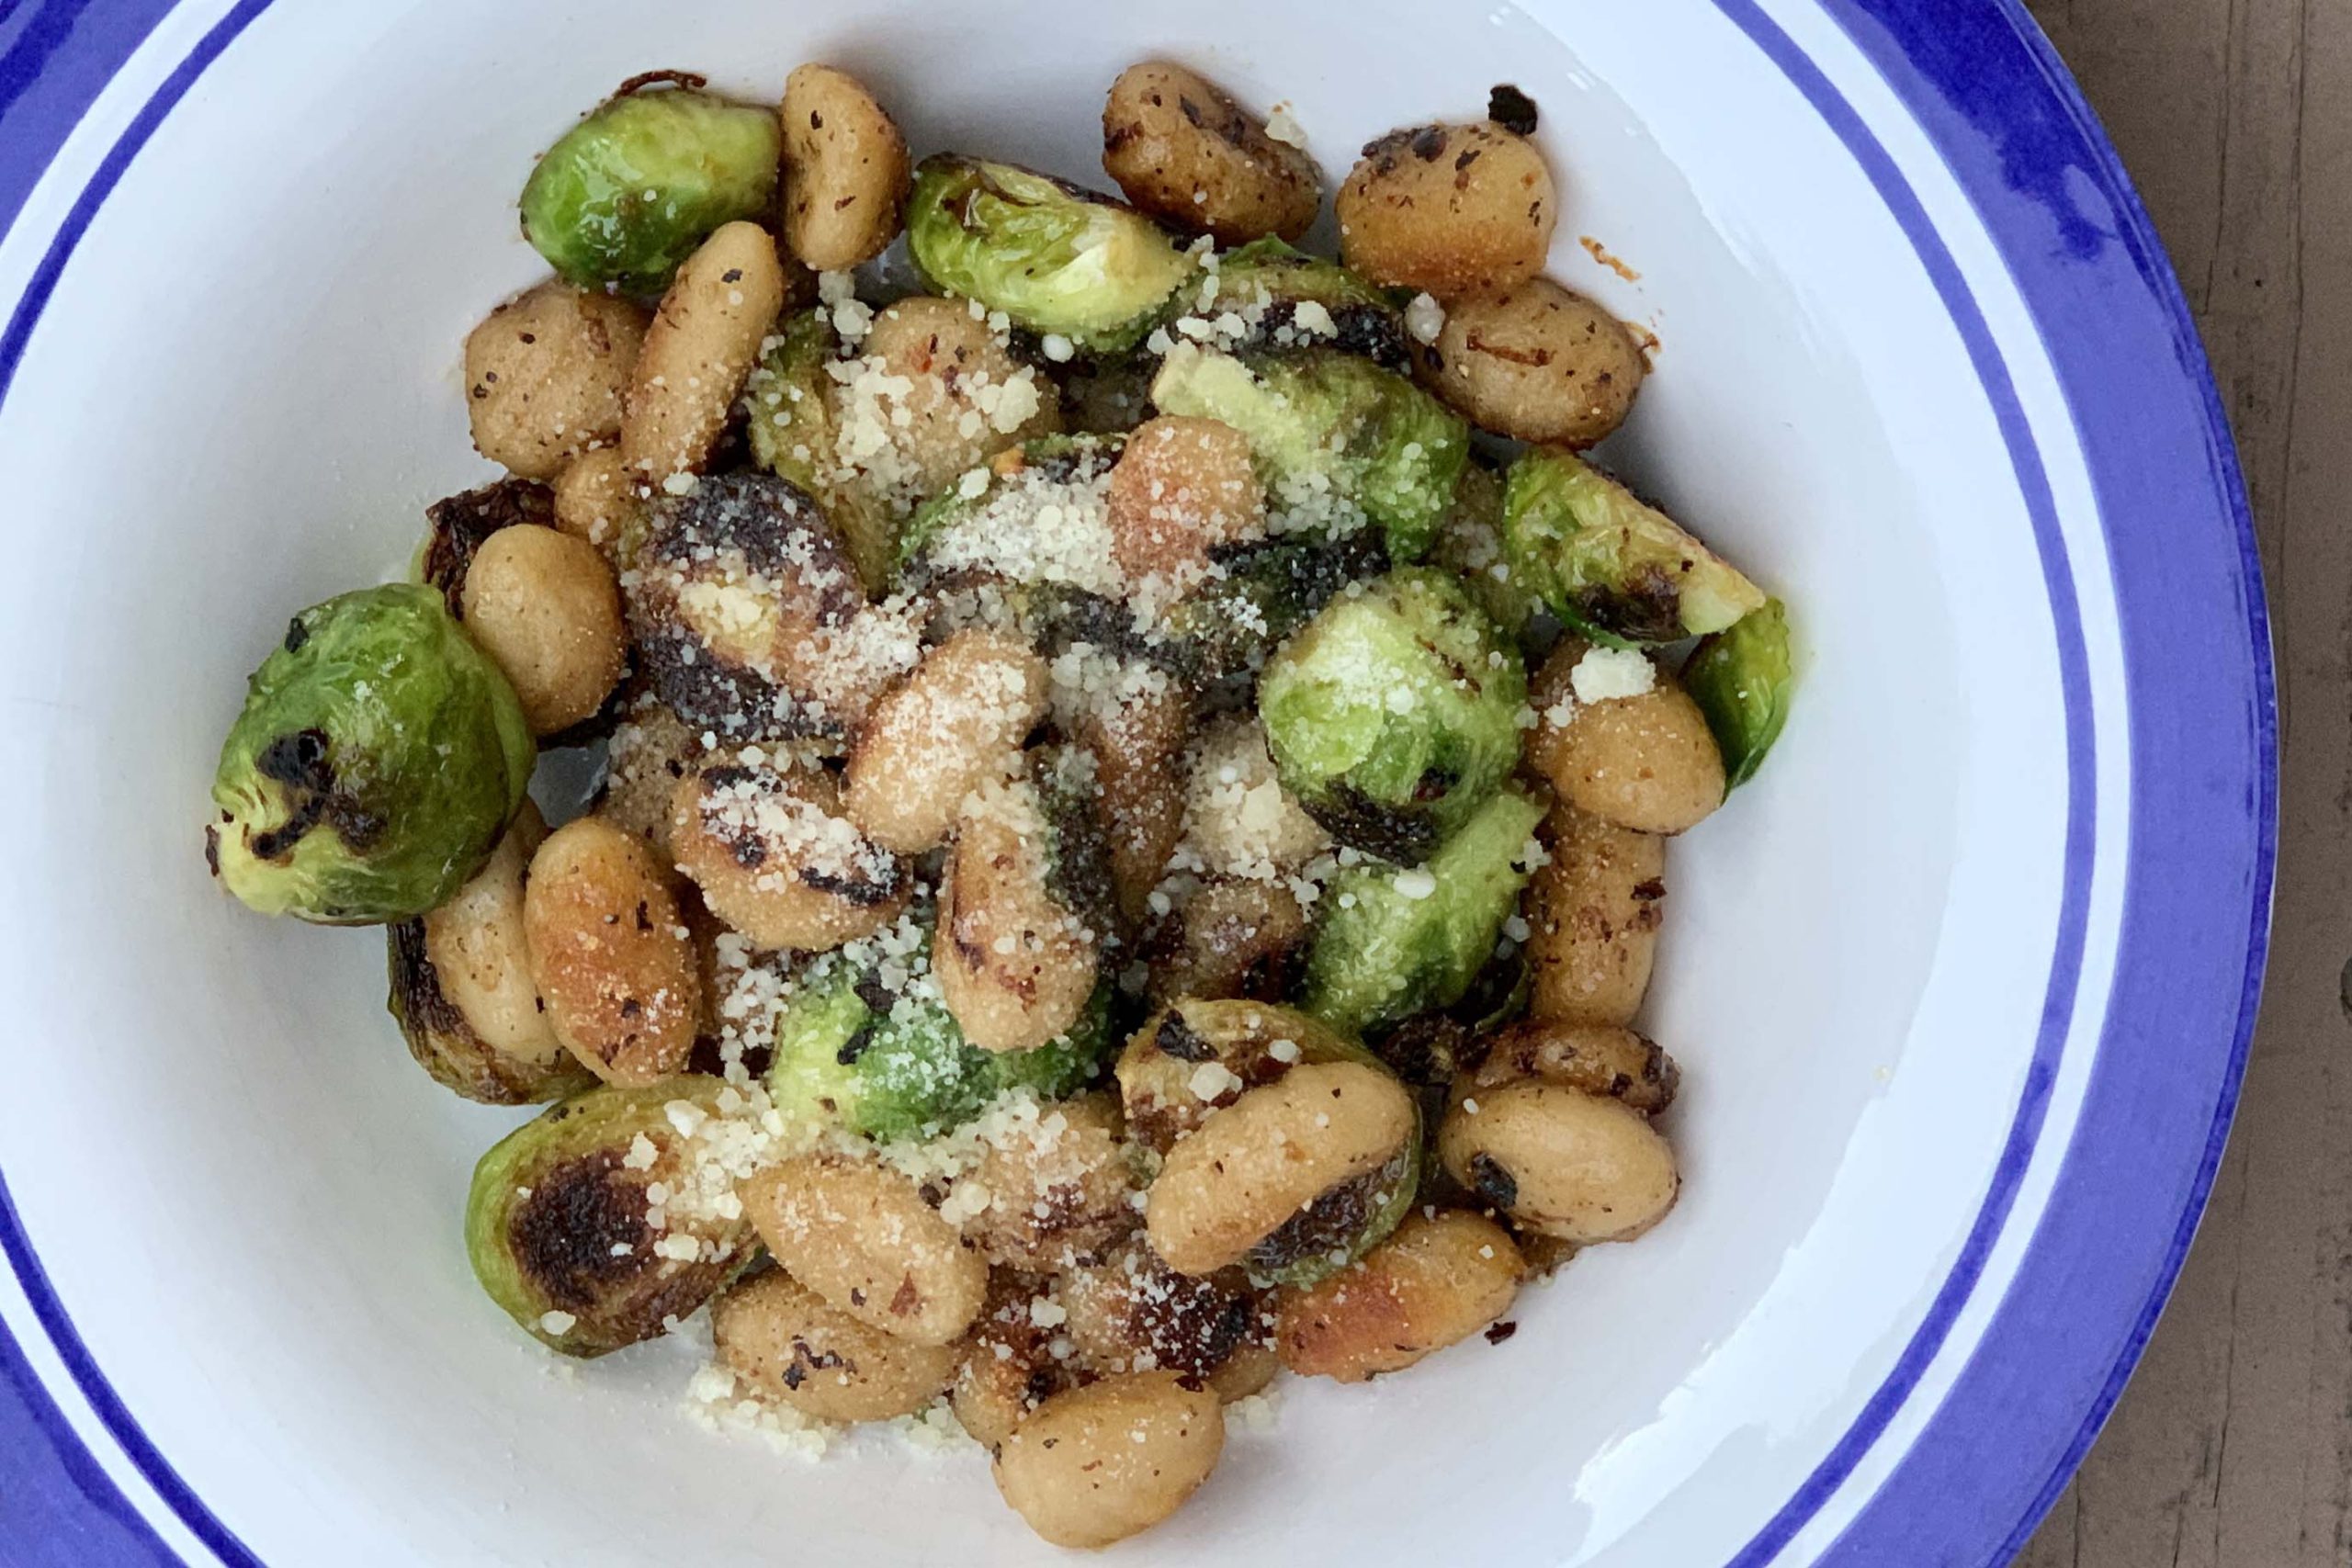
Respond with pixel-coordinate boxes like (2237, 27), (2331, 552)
(202, 59), (1792, 1549)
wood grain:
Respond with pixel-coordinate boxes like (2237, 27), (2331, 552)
(2020, 0), (2352, 1563)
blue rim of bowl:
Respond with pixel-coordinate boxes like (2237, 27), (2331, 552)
(0, 2), (2272, 1564)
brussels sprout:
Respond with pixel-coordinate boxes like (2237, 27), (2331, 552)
(466, 1078), (758, 1357)
(207, 584), (535, 924)
(1302, 786), (1548, 1036)
(1430, 461), (1540, 644)
(1247, 1136), (1421, 1290)
(1159, 530), (1390, 682)
(1148, 347), (1467, 561)
(743, 310), (898, 594)
(1501, 449), (1768, 646)
(520, 75), (783, 297)
(765, 915), (1113, 1141)
(1683, 596), (1794, 790)
(1258, 569), (1526, 863)
(626, 471), (887, 741)
(1204, 238), (1409, 370)
(896, 434), (1124, 577)
(905, 155), (1194, 351)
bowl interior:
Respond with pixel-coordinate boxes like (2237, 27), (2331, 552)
(0, 1), (2079, 1562)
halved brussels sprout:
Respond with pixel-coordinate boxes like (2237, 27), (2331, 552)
(466, 1078), (759, 1357)
(1159, 530), (1390, 682)
(743, 310), (899, 593)
(764, 913), (1113, 1141)
(1258, 569), (1526, 863)
(1682, 595), (1793, 791)
(1430, 461), (1540, 644)
(1501, 449), (1768, 645)
(906, 155), (1195, 351)
(207, 584), (534, 924)
(896, 434), (1124, 579)
(1148, 347), (1467, 561)
(1205, 238), (1409, 370)
(626, 471), (896, 740)
(1302, 786), (1548, 1035)
(520, 76), (783, 297)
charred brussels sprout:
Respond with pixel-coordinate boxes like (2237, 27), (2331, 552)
(743, 310), (895, 593)
(1683, 596), (1794, 790)
(1159, 531), (1389, 682)
(905, 155), (1194, 351)
(466, 1079), (759, 1357)
(1205, 238), (1410, 370)
(764, 915), (1112, 1141)
(1258, 569), (1526, 863)
(1501, 449), (1767, 645)
(207, 584), (534, 924)
(520, 77), (782, 297)
(1148, 347), (1467, 561)
(1302, 786), (1548, 1035)
(896, 434), (1124, 577)
(1430, 461), (1539, 644)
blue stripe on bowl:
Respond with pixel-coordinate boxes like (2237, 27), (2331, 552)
(0, 2), (2271, 1565)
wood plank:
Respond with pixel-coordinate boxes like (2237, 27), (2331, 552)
(2016, 0), (2352, 1562)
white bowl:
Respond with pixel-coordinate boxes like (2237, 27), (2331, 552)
(0, 1), (2272, 1564)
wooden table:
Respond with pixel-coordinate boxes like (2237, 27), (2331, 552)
(2017, 2), (2350, 1563)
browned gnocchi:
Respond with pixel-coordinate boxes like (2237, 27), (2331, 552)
(1527, 638), (1728, 835)
(1337, 120), (1557, 296)
(463, 281), (649, 479)
(458, 524), (628, 735)
(1416, 277), (1647, 446)
(1102, 62), (1322, 244)
(1275, 1209), (1523, 1381)
(712, 1269), (958, 1422)
(990, 1371), (1226, 1549)
(779, 64), (912, 271)
(1525, 804), (1668, 1025)
(520, 817), (701, 1085)
(739, 1154), (989, 1346)
(622, 220), (788, 481)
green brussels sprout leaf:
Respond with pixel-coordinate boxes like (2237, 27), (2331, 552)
(1301, 786), (1549, 1036)
(207, 584), (534, 924)
(906, 155), (1194, 351)
(1683, 596), (1794, 790)
(521, 77), (783, 297)
(1259, 569), (1527, 863)
(1149, 347), (1468, 562)
(1500, 449), (1768, 646)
